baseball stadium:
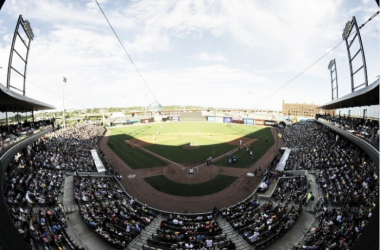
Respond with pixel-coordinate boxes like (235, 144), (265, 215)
(0, 1), (379, 250)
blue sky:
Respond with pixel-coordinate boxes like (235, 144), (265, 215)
(0, 0), (379, 111)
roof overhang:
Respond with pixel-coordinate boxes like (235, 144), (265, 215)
(0, 83), (55, 112)
(319, 78), (379, 110)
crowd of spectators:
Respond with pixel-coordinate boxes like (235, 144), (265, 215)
(219, 197), (301, 249)
(78, 193), (157, 249)
(294, 202), (374, 249)
(278, 121), (378, 249)
(146, 213), (235, 250)
(0, 119), (55, 153)
(271, 175), (308, 204)
(280, 122), (324, 171)
(1, 121), (35, 153)
(3, 123), (105, 249)
(316, 114), (379, 146)
(73, 176), (124, 202)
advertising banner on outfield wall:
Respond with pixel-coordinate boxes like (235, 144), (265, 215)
(171, 116), (180, 122)
(208, 116), (216, 122)
(244, 118), (254, 125)
(264, 120), (276, 126)
(233, 117), (243, 124)
(254, 119), (265, 125)
(216, 117), (224, 123)
(223, 117), (233, 123)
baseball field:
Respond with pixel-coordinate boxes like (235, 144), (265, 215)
(108, 121), (274, 196)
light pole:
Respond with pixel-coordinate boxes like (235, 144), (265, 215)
(63, 77), (67, 128)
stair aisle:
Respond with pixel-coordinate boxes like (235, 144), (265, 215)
(129, 214), (164, 250)
(216, 217), (252, 250)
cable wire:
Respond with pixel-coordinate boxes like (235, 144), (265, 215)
(253, 40), (344, 108)
(94, 0), (159, 105)
(94, 0), (181, 136)
(253, 11), (379, 109)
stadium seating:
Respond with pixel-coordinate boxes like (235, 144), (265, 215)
(3, 124), (105, 249)
(1, 120), (378, 250)
(145, 213), (236, 250)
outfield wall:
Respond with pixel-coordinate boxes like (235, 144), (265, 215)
(110, 115), (277, 128)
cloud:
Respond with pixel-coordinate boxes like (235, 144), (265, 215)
(192, 52), (227, 63)
(0, 0), (378, 111)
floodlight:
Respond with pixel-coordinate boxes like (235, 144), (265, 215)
(22, 20), (34, 40)
(328, 59), (335, 70)
(342, 21), (353, 40)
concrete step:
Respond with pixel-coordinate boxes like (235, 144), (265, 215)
(128, 214), (165, 249)
(64, 204), (79, 214)
(216, 217), (252, 250)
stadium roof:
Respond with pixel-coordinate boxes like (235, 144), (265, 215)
(0, 83), (55, 112)
(319, 78), (379, 110)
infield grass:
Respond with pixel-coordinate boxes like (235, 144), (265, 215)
(144, 174), (238, 196)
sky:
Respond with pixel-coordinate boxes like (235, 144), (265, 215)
(0, 0), (379, 111)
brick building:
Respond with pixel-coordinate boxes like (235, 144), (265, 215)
(282, 101), (334, 118)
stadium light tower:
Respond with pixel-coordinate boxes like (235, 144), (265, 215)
(63, 77), (67, 128)
(7, 15), (34, 96)
(328, 59), (338, 100)
(342, 16), (368, 92)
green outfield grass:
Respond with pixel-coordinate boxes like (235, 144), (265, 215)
(109, 122), (274, 169)
(144, 174), (238, 196)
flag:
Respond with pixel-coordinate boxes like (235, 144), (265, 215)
(63, 77), (67, 83)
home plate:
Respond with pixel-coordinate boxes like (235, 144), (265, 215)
(128, 174), (136, 178)
(246, 173), (254, 177)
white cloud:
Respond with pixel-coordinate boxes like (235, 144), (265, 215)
(0, 0), (378, 111)
(192, 52), (227, 63)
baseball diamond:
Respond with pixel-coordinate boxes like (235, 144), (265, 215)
(100, 121), (281, 212)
